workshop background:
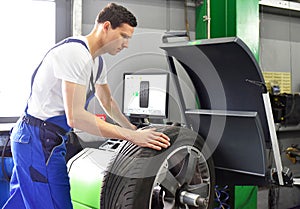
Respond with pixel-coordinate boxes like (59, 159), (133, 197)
(1, 0), (300, 208)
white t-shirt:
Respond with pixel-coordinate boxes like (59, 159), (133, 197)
(27, 36), (107, 120)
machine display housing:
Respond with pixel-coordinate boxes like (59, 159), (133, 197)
(122, 73), (169, 120)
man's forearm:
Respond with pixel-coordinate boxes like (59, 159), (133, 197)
(103, 98), (136, 130)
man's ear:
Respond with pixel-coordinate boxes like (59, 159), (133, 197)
(102, 21), (111, 32)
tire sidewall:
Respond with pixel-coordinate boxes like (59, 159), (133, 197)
(132, 125), (215, 209)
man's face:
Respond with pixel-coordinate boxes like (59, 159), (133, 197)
(105, 23), (134, 55)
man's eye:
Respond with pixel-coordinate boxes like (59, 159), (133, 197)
(121, 34), (130, 39)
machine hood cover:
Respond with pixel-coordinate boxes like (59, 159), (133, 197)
(161, 37), (270, 142)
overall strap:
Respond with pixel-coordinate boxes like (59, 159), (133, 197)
(25, 38), (89, 114)
(85, 56), (103, 109)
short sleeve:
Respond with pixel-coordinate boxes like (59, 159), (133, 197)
(52, 43), (93, 86)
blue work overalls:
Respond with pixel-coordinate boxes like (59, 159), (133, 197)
(2, 39), (103, 209)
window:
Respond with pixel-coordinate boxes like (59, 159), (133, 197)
(0, 0), (55, 117)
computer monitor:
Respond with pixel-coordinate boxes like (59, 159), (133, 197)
(122, 73), (169, 122)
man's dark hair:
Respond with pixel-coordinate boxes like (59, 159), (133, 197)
(97, 3), (137, 29)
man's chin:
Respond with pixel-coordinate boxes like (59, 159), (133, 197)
(109, 51), (119, 55)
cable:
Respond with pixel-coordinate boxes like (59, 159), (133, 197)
(184, 0), (191, 41)
(214, 185), (230, 209)
(245, 79), (267, 93)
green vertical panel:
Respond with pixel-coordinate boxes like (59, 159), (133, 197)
(196, 0), (237, 39)
(236, 0), (260, 61)
(195, 0), (259, 61)
(226, 0), (237, 37)
(196, 0), (207, 39)
(234, 186), (258, 209)
(210, 0), (226, 38)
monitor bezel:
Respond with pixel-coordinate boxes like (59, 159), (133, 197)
(122, 72), (169, 120)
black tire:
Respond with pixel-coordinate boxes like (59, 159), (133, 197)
(100, 125), (215, 209)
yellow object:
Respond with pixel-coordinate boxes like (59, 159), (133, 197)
(262, 71), (291, 93)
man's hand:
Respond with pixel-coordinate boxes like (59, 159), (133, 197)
(129, 128), (170, 150)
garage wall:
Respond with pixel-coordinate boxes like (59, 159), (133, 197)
(56, 0), (72, 42)
(81, 0), (195, 33)
(52, 1), (300, 119)
(81, 0), (197, 124)
(259, 7), (300, 92)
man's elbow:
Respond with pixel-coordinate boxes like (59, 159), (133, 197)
(66, 116), (76, 128)
(66, 114), (80, 129)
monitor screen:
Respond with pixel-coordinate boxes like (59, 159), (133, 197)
(122, 73), (169, 119)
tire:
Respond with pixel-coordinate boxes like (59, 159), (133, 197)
(100, 125), (215, 209)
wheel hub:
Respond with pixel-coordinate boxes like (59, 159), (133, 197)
(151, 145), (211, 209)
(179, 191), (208, 207)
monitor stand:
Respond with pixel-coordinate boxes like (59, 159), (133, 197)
(129, 117), (164, 128)
(129, 117), (150, 128)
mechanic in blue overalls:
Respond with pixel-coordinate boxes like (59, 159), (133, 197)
(3, 3), (170, 209)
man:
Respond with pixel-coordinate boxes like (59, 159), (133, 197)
(3, 3), (170, 209)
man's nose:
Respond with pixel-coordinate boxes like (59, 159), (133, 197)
(122, 39), (129, 48)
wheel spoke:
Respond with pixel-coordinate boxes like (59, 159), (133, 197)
(160, 169), (181, 196)
(176, 150), (199, 185)
(187, 183), (210, 198)
(152, 143), (213, 209)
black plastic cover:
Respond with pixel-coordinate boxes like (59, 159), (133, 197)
(161, 37), (270, 142)
(161, 37), (269, 183)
